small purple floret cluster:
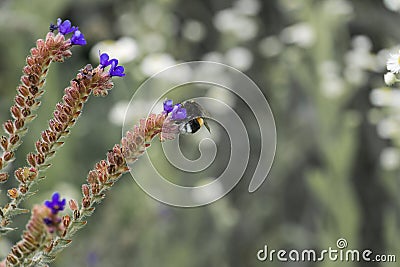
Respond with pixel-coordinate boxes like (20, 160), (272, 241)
(50, 18), (86, 46)
(99, 53), (126, 77)
(43, 192), (66, 227)
(51, 19), (126, 77)
(163, 99), (187, 120)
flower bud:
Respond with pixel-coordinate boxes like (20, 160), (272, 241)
(82, 184), (90, 197)
(18, 85), (30, 97)
(384, 72), (397, 86)
(63, 215), (71, 228)
(10, 135), (20, 145)
(4, 120), (14, 134)
(8, 188), (18, 199)
(35, 153), (45, 165)
(29, 86), (39, 95)
(68, 199), (78, 211)
(15, 96), (25, 107)
(0, 172), (9, 182)
(21, 107), (31, 117)
(14, 119), (25, 130)
(11, 105), (22, 119)
(4, 151), (14, 162)
(87, 170), (98, 184)
(82, 197), (90, 208)
(1, 137), (8, 151)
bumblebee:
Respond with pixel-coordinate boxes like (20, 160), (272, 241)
(178, 101), (210, 134)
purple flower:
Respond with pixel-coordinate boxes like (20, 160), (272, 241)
(171, 104), (187, 120)
(50, 18), (86, 46)
(43, 217), (53, 225)
(49, 23), (58, 32)
(98, 53), (125, 77)
(57, 18), (77, 35)
(99, 53), (111, 68)
(44, 192), (66, 214)
(163, 99), (174, 113)
(70, 30), (87, 46)
(109, 59), (126, 77)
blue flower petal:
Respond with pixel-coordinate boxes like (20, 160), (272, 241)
(70, 30), (87, 46)
(58, 20), (77, 35)
(44, 192), (66, 215)
(163, 99), (174, 113)
(99, 53), (110, 68)
(110, 65), (126, 77)
(171, 104), (187, 120)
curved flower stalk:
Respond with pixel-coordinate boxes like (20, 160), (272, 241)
(17, 113), (180, 265)
(0, 19), (86, 180)
(3, 205), (52, 266)
(0, 64), (114, 234)
(2, 193), (67, 266)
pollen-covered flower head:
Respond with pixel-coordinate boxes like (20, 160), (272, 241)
(387, 50), (400, 73)
(44, 192), (66, 214)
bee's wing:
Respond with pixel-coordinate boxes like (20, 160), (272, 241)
(182, 101), (209, 120)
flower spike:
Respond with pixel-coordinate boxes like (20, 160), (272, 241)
(50, 18), (86, 46)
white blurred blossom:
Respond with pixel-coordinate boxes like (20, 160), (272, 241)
(259, 36), (283, 57)
(345, 35), (375, 70)
(141, 33), (166, 53)
(280, 23), (315, 48)
(141, 3), (163, 29)
(370, 88), (400, 107)
(233, 0), (261, 15)
(90, 37), (139, 64)
(383, 0), (400, 12)
(319, 61), (345, 98)
(380, 147), (400, 170)
(108, 101), (130, 126)
(322, 0), (353, 16)
(213, 9), (258, 41)
(140, 53), (176, 76)
(183, 20), (206, 42)
(202, 52), (225, 63)
(377, 117), (400, 138)
(344, 35), (376, 85)
(225, 47), (253, 71)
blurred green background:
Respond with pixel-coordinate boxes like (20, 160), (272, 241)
(0, 0), (400, 266)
